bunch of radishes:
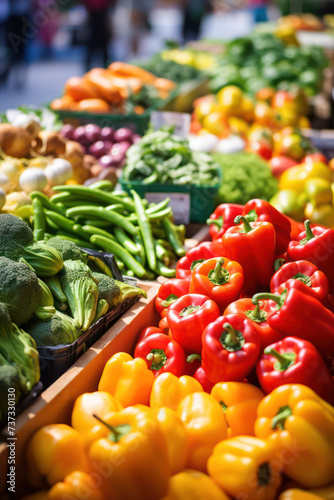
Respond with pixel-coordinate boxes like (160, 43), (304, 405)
(60, 124), (141, 169)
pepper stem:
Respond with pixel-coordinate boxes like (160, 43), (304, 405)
(206, 216), (223, 229)
(264, 347), (296, 371)
(274, 258), (286, 272)
(161, 294), (179, 308)
(186, 354), (202, 364)
(220, 322), (245, 352)
(147, 352), (163, 365)
(304, 219), (315, 242)
(271, 405), (292, 430)
(234, 215), (252, 233)
(180, 305), (201, 317)
(246, 303), (267, 323)
(252, 292), (286, 310)
(208, 258), (230, 286)
(93, 414), (131, 443)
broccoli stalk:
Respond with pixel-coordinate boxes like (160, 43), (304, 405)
(34, 279), (56, 321)
(44, 275), (67, 304)
(0, 303), (40, 394)
(92, 272), (147, 309)
(112, 281), (147, 307)
(60, 260), (99, 331)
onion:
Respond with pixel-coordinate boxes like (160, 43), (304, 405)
(84, 124), (101, 144)
(0, 187), (6, 210)
(45, 158), (73, 186)
(131, 134), (141, 144)
(89, 141), (113, 158)
(34, 130), (67, 156)
(11, 114), (41, 140)
(113, 127), (133, 143)
(116, 140), (131, 153)
(72, 126), (88, 144)
(0, 172), (11, 193)
(98, 154), (125, 168)
(60, 124), (75, 140)
(216, 135), (245, 154)
(61, 140), (84, 168)
(0, 159), (23, 189)
(0, 124), (31, 158)
(19, 167), (47, 193)
(188, 133), (218, 153)
(101, 127), (114, 142)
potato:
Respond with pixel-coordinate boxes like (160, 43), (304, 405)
(0, 124), (31, 158)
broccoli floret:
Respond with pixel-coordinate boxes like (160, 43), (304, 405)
(92, 272), (147, 308)
(46, 237), (86, 262)
(25, 310), (81, 347)
(59, 260), (99, 331)
(0, 214), (34, 260)
(0, 257), (42, 326)
(0, 303), (40, 395)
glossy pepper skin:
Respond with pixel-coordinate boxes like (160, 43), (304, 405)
(193, 366), (215, 393)
(136, 326), (165, 343)
(162, 470), (230, 500)
(253, 280), (334, 356)
(207, 203), (244, 241)
(89, 405), (169, 500)
(26, 424), (90, 489)
(155, 279), (190, 316)
(48, 471), (104, 500)
(256, 337), (334, 405)
(71, 391), (123, 448)
(243, 198), (292, 255)
(98, 352), (154, 407)
(211, 382), (264, 438)
(222, 217), (276, 295)
(224, 298), (282, 349)
(155, 407), (188, 475)
(177, 392), (228, 472)
(134, 334), (186, 377)
(279, 490), (326, 500)
(176, 241), (225, 280)
(150, 373), (203, 410)
(287, 220), (334, 293)
(208, 436), (282, 500)
(167, 294), (220, 354)
(183, 353), (202, 376)
(270, 260), (329, 304)
(202, 314), (261, 384)
(255, 384), (334, 488)
(189, 257), (244, 314)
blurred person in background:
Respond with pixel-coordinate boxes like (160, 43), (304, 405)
(183, 0), (211, 41)
(36, 0), (60, 59)
(82, 0), (114, 71)
(0, 0), (10, 83)
(6, 0), (31, 87)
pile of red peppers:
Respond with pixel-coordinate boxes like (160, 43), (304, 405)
(133, 199), (334, 405)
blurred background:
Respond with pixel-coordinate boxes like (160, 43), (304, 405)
(0, 0), (334, 111)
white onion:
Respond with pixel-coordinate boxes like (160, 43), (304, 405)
(188, 133), (219, 152)
(45, 158), (73, 186)
(12, 114), (41, 139)
(0, 187), (6, 210)
(0, 172), (11, 193)
(216, 135), (245, 154)
(19, 168), (47, 193)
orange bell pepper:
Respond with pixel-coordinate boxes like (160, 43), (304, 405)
(161, 470), (230, 500)
(71, 391), (123, 447)
(177, 392), (228, 472)
(48, 471), (104, 500)
(150, 373), (203, 410)
(308, 484), (334, 499)
(279, 490), (323, 500)
(211, 382), (264, 437)
(98, 352), (154, 407)
(155, 407), (188, 474)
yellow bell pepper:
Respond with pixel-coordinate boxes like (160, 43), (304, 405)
(98, 352), (154, 407)
(207, 436), (282, 500)
(71, 391), (123, 447)
(26, 424), (90, 489)
(150, 373), (203, 411)
(279, 162), (332, 194)
(304, 202), (334, 228)
(177, 392), (228, 472)
(279, 490), (323, 500)
(216, 85), (244, 116)
(155, 407), (188, 475)
(48, 471), (104, 500)
(161, 470), (230, 500)
(255, 384), (334, 488)
(88, 405), (169, 500)
(304, 178), (333, 206)
(211, 382), (264, 437)
(309, 483), (334, 499)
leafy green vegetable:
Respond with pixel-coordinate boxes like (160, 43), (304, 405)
(214, 152), (278, 206)
(140, 54), (202, 84)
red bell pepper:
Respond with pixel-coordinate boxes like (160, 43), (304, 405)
(134, 333), (186, 377)
(256, 336), (334, 405)
(224, 298), (282, 350)
(183, 353), (202, 376)
(136, 326), (165, 344)
(242, 199), (291, 255)
(207, 204), (244, 241)
(176, 241), (225, 280)
(167, 294), (220, 354)
(287, 217), (304, 240)
(158, 315), (169, 333)
(155, 278), (190, 316)
(222, 216), (276, 295)
(193, 366), (215, 393)
(287, 219), (334, 292)
(189, 257), (244, 314)
(252, 279), (334, 356)
(202, 314), (261, 384)
(325, 293), (334, 313)
(270, 260), (329, 303)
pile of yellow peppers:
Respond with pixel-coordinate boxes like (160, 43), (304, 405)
(23, 352), (334, 500)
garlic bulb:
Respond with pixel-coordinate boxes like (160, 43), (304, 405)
(19, 168), (47, 193)
(45, 158), (73, 186)
(0, 172), (11, 193)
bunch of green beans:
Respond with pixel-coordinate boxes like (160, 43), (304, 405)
(30, 182), (186, 279)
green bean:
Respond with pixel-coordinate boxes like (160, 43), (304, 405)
(44, 232), (54, 240)
(45, 211), (90, 241)
(105, 204), (127, 214)
(58, 201), (102, 209)
(134, 233), (146, 267)
(82, 225), (116, 241)
(146, 198), (170, 214)
(88, 180), (115, 191)
(154, 239), (169, 266)
(114, 227), (139, 255)
(46, 216), (60, 232)
(66, 207), (138, 236)
(124, 268), (135, 278)
(155, 260), (176, 278)
(131, 190), (156, 272)
(128, 207), (172, 223)
(53, 185), (135, 211)
(55, 232), (98, 250)
(151, 227), (166, 239)
(30, 191), (66, 215)
(90, 235), (147, 278)
(143, 268), (156, 281)
(84, 219), (111, 228)
(165, 249), (177, 263)
(156, 239), (173, 250)
(50, 192), (72, 203)
(162, 218), (186, 257)
(32, 198), (45, 241)
(114, 257), (125, 271)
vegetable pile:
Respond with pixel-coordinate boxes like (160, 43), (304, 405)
(140, 53), (203, 84)
(122, 126), (220, 186)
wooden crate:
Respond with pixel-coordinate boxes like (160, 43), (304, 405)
(0, 284), (160, 497)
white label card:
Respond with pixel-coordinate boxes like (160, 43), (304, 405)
(145, 192), (190, 224)
(151, 111), (191, 138)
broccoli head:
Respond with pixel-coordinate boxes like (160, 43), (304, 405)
(0, 257), (42, 326)
(0, 214), (34, 260)
(92, 272), (147, 308)
(59, 260), (99, 331)
(46, 237), (86, 262)
(25, 310), (81, 347)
